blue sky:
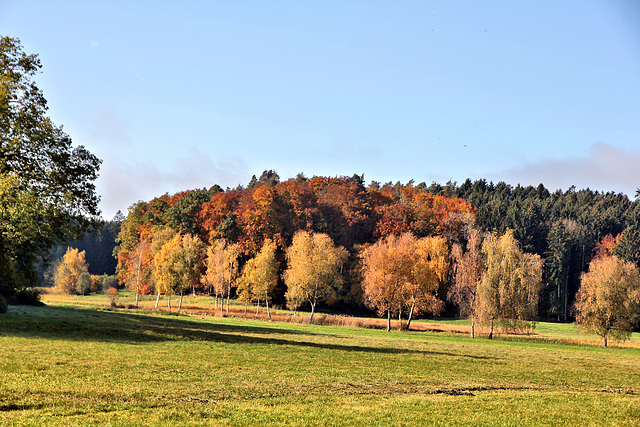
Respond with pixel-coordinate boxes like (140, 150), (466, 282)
(2, 0), (640, 218)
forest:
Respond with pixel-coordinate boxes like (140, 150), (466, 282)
(107, 170), (640, 328)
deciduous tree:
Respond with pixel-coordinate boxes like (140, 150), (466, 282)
(124, 239), (152, 307)
(449, 229), (485, 337)
(202, 239), (240, 314)
(153, 233), (203, 311)
(0, 36), (101, 296)
(238, 239), (279, 318)
(284, 231), (348, 322)
(477, 230), (543, 338)
(54, 248), (89, 294)
(360, 233), (446, 331)
(574, 255), (640, 347)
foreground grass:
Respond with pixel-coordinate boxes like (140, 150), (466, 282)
(1, 299), (639, 425)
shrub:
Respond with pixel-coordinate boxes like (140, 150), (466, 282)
(0, 295), (7, 314)
(105, 287), (120, 307)
(9, 288), (43, 306)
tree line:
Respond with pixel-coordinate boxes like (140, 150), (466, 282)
(109, 172), (640, 344)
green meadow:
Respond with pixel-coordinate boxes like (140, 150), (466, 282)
(1, 295), (639, 426)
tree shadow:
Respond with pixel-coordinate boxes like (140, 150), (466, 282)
(0, 305), (493, 359)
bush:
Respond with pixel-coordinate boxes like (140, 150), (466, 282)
(9, 288), (43, 306)
(105, 287), (120, 307)
(0, 295), (7, 314)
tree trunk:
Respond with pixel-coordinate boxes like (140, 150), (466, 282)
(398, 306), (403, 330)
(178, 291), (183, 311)
(244, 302), (247, 316)
(488, 319), (494, 339)
(226, 284), (231, 316)
(604, 335), (608, 348)
(265, 292), (271, 320)
(309, 301), (316, 323)
(215, 294), (218, 308)
(167, 295), (172, 311)
(387, 309), (391, 332)
(406, 302), (415, 331)
(135, 287), (139, 307)
(255, 298), (260, 317)
(155, 291), (161, 309)
(471, 320), (475, 338)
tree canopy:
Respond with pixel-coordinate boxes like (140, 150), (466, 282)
(0, 36), (101, 296)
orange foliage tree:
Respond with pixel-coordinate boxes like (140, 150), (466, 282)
(574, 255), (640, 347)
(360, 233), (447, 331)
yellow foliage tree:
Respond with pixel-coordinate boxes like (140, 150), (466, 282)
(284, 231), (348, 322)
(202, 239), (240, 315)
(238, 239), (279, 318)
(477, 230), (543, 338)
(574, 255), (640, 347)
(153, 233), (203, 311)
(54, 247), (89, 294)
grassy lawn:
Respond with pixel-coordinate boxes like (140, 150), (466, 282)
(0, 294), (639, 426)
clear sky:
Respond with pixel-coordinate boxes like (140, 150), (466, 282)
(3, 0), (640, 218)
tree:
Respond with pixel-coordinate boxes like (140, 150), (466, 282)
(124, 239), (152, 307)
(238, 239), (279, 319)
(153, 233), (203, 311)
(0, 36), (101, 296)
(150, 228), (177, 308)
(284, 231), (348, 322)
(477, 230), (543, 338)
(574, 255), (640, 347)
(360, 233), (446, 331)
(202, 239), (240, 314)
(76, 272), (92, 296)
(53, 248), (89, 294)
(449, 229), (485, 337)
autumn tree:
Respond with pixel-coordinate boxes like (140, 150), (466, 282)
(202, 239), (240, 314)
(284, 231), (348, 322)
(153, 233), (203, 311)
(54, 248), (90, 294)
(449, 229), (485, 337)
(238, 239), (279, 318)
(0, 37), (101, 297)
(477, 230), (543, 338)
(124, 239), (152, 307)
(574, 255), (640, 347)
(150, 228), (177, 308)
(360, 233), (446, 331)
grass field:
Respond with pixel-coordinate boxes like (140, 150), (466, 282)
(1, 293), (639, 426)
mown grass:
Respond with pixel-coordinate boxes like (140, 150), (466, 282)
(1, 295), (639, 426)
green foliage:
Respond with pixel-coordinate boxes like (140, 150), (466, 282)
(9, 287), (42, 306)
(0, 36), (101, 295)
(75, 272), (92, 296)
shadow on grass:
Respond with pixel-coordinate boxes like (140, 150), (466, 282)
(0, 305), (492, 359)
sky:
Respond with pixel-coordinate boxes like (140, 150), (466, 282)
(2, 0), (640, 219)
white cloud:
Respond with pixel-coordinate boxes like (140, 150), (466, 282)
(488, 142), (640, 196)
(96, 148), (249, 219)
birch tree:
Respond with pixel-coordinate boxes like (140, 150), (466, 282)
(284, 231), (347, 322)
(476, 230), (543, 338)
(574, 255), (640, 347)
(449, 229), (485, 337)
(202, 239), (240, 314)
